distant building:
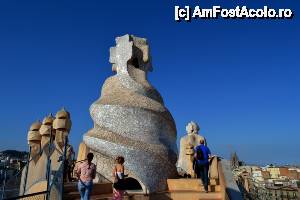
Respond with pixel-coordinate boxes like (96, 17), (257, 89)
(261, 171), (270, 179)
(279, 167), (289, 177)
(288, 169), (299, 180)
(265, 185), (298, 200)
(239, 170), (251, 192)
(267, 167), (281, 179)
(252, 170), (263, 181)
(234, 164), (300, 200)
(266, 178), (293, 188)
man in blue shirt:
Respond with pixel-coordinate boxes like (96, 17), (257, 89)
(194, 139), (211, 192)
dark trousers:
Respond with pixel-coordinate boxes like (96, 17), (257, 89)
(197, 163), (209, 191)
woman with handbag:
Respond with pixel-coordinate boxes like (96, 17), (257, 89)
(112, 156), (126, 200)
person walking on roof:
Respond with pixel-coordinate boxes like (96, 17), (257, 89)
(194, 139), (211, 193)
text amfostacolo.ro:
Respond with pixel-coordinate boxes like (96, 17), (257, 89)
(175, 6), (294, 21)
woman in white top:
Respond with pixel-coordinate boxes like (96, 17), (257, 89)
(112, 156), (125, 200)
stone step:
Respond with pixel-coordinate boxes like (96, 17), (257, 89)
(167, 178), (220, 192)
(67, 192), (221, 200)
(64, 182), (113, 194)
(64, 189), (146, 200)
(64, 191), (145, 199)
(69, 193), (115, 200)
(169, 191), (222, 200)
(64, 182), (79, 193)
(65, 179), (222, 200)
(65, 193), (152, 200)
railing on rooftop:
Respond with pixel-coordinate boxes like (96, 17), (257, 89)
(0, 127), (70, 200)
(3, 191), (48, 200)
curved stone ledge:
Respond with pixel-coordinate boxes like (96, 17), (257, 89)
(84, 135), (177, 192)
(90, 104), (176, 148)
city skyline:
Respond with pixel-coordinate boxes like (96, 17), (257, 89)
(0, 0), (299, 165)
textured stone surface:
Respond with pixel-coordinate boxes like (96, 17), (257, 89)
(20, 109), (73, 198)
(83, 34), (178, 193)
(76, 142), (90, 162)
(221, 160), (243, 200)
(177, 121), (206, 177)
(27, 121), (42, 142)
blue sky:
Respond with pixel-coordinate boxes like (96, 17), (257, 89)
(0, 0), (299, 165)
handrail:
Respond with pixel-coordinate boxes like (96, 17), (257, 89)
(75, 159), (86, 164)
(45, 126), (54, 200)
(59, 136), (68, 200)
(1, 149), (46, 198)
(18, 148), (45, 196)
(22, 146), (30, 196)
(2, 122), (77, 200)
(13, 149), (44, 178)
(3, 190), (48, 200)
(47, 135), (69, 200)
(1, 162), (7, 200)
(4, 139), (69, 200)
(218, 160), (230, 200)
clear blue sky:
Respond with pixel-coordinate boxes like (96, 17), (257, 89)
(0, 0), (299, 165)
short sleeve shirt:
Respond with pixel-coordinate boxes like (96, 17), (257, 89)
(77, 161), (96, 182)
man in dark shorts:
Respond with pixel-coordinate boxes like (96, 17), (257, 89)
(194, 139), (211, 193)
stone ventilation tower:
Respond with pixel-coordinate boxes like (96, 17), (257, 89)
(177, 121), (206, 177)
(83, 34), (178, 193)
(20, 109), (73, 198)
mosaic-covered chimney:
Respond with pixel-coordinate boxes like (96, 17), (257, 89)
(83, 34), (178, 193)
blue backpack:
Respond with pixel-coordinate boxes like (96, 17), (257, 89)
(196, 147), (204, 160)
